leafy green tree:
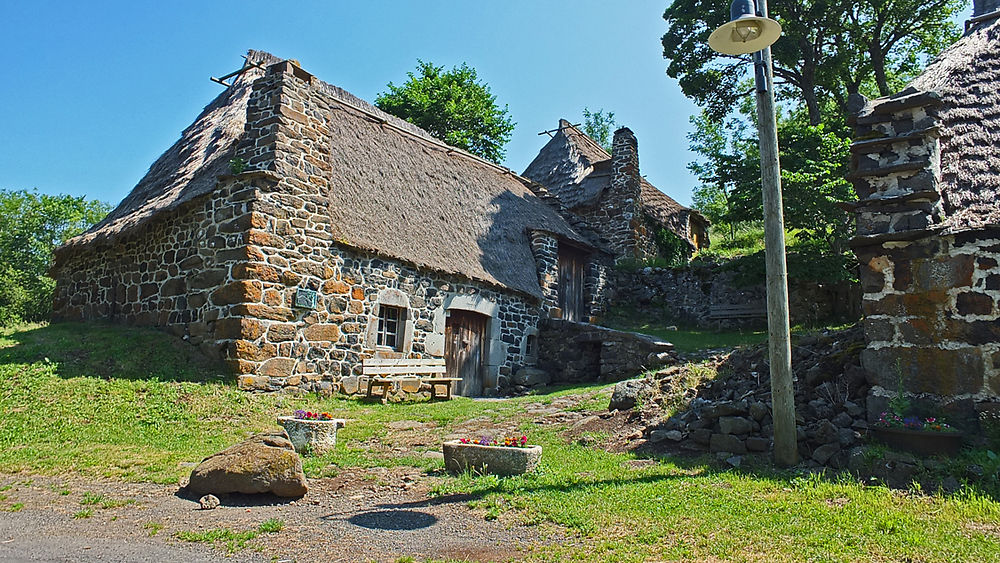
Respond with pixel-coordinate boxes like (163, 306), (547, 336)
(375, 60), (516, 164)
(661, 0), (965, 125)
(581, 108), (617, 152)
(0, 189), (109, 325)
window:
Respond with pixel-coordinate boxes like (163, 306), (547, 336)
(376, 305), (404, 350)
(524, 334), (537, 359)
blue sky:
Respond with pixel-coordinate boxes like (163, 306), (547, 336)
(0, 1), (703, 207)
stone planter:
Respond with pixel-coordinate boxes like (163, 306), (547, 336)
(277, 416), (345, 455)
(870, 427), (964, 456)
(442, 440), (542, 476)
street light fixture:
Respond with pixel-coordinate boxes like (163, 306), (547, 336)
(708, 0), (798, 467)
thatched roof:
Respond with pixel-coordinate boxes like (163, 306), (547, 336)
(860, 18), (1000, 233)
(522, 119), (707, 244)
(61, 50), (282, 250)
(308, 75), (590, 298)
(59, 50), (590, 299)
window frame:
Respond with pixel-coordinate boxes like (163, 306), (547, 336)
(375, 305), (404, 351)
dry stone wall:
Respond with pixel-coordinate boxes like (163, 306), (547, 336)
(611, 265), (860, 328)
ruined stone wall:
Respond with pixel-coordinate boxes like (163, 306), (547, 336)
(537, 319), (675, 383)
(50, 176), (268, 357)
(611, 265), (860, 328)
(224, 60), (541, 395)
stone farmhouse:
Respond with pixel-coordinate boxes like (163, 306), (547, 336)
(849, 0), (1000, 426)
(50, 50), (643, 397)
(523, 119), (710, 261)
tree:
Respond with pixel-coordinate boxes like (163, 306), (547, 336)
(0, 189), (109, 325)
(581, 108), (617, 152)
(375, 60), (516, 164)
(661, 0), (964, 125)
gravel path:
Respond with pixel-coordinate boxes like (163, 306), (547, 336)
(0, 467), (557, 562)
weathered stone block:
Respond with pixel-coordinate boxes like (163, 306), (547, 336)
(232, 304), (294, 321)
(268, 323), (297, 342)
(322, 280), (350, 294)
(957, 292), (995, 316)
(160, 278), (187, 297)
(190, 269), (227, 289)
(912, 255), (974, 291)
(212, 281), (263, 306)
(861, 346), (985, 395)
(228, 340), (277, 362)
(864, 318), (895, 343)
(232, 262), (282, 282)
(304, 323), (340, 342)
(215, 318), (266, 340)
(260, 358), (296, 377)
(709, 433), (747, 454)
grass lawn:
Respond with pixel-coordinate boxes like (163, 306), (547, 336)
(2, 322), (999, 561)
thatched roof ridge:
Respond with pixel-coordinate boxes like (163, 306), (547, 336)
(522, 119), (706, 240)
(862, 19), (1000, 233)
(60, 50), (282, 250)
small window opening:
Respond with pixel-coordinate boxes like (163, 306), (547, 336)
(525, 334), (538, 361)
(376, 306), (405, 350)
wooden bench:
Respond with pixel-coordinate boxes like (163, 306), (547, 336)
(362, 358), (462, 404)
(708, 303), (767, 321)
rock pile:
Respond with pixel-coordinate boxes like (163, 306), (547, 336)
(623, 325), (871, 468)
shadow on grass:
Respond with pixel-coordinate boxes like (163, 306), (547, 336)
(0, 321), (228, 383)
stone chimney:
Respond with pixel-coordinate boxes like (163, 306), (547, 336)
(974, 0), (1000, 16)
(604, 127), (645, 260)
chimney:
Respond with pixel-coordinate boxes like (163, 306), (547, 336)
(974, 0), (1000, 17)
(606, 127), (644, 260)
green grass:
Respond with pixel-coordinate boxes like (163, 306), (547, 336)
(2, 322), (999, 561)
(175, 519), (284, 553)
(144, 521), (163, 536)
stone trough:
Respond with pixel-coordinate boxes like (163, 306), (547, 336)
(442, 440), (542, 476)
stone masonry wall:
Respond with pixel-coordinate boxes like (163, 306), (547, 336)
(856, 232), (1000, 418)
(611, 265), (861, 328)
(224, 60), (542, 395)
(537, 319), (675, 383)
(529, 230), (560, 317)
(50, 175), (270, 357)
(850, 91), (1000, 419)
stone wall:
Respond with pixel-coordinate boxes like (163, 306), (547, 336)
(610, 265), (861, 328)
(849, 88), (1000, 418)
(529, 230), (560, 317)
(50, 175), (269, 358)
(537, 319), (675, 383)
(223, 59), (541, 396)
(856, 232), (1000, 418)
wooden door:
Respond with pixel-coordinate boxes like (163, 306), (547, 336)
(558, 245), (587, 322)
(445, 310), (488, 397)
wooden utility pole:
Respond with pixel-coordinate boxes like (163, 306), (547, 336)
(753, 0), (798, 466)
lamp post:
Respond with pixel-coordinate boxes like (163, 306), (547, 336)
(709, 0), (797, 466)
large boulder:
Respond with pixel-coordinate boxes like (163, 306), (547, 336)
(609, 379), (649, 411)
(187, 432), (307, 497)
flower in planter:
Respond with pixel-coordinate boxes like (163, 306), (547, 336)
(458, 435), (529, 448)
(293, 409), (334, 421)
(874, 412), (956, 433)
